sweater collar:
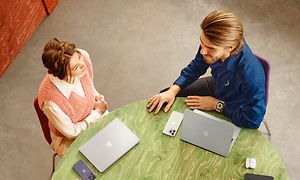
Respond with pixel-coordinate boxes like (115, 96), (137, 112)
(48, 74), (81, 99)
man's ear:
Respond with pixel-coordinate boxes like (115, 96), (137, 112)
(226, 45), (234, 52)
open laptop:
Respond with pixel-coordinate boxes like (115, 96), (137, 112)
(180, 109), (240, 157)
(79, 118), (139, 172)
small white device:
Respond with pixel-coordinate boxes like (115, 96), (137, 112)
(246, 158), (256, 169)
(163, 111), (183, 137)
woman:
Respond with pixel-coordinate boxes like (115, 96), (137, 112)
(38, 38), (108, 156)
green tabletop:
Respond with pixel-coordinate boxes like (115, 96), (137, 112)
(52, 98), (288, 180)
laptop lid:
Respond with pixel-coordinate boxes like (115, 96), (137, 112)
(180, 109), (240, 157)
(79, 118), (139, 172)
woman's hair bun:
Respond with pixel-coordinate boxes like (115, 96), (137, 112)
(42, 38), (77, 80)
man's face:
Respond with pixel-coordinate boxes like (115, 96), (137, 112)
(199, 33), (230, 64)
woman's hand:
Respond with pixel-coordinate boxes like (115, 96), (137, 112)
(94, 95), (108, 115)
(95, 94), (105, 102)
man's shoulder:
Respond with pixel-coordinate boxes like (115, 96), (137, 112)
(235, 53), (265, 83)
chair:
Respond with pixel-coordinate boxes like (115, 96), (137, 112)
(255, 55), (271, 141)
(34, 97), (57, 176)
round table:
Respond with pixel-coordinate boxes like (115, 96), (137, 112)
(52, 98), (288, 179)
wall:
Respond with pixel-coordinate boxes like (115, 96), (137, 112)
(0, 0), (58, 78)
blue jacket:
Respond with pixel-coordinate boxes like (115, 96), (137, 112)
(174, 41), (266, 128)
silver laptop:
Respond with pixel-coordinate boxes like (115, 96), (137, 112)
(79, 118), (139, 172)
(180, 109), (240, 157)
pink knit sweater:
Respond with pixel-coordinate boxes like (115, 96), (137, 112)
(38, 50), (95, 137)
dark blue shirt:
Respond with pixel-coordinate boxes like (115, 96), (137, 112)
(174, 41), (266, 128)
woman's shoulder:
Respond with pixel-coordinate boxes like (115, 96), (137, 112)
(77, 48), (90, 59)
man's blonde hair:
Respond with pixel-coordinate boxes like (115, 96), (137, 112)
(201, 9), (244, 56)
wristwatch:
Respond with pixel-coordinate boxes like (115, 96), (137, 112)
(216, 101), (225, 113)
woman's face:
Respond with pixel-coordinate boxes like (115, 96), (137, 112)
(68, 52), (87, 78)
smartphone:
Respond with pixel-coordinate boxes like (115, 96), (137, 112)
(73, 160), (96, 180)
(162, 111), (183, 137)
(244, 173), (274, 180)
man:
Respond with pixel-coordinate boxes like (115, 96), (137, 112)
(147, 9), (266, 129)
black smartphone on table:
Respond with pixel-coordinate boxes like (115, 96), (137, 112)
(244, 173), (274, 180)
(73, 160), (96, 180)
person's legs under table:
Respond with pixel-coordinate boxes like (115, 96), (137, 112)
(177, 76), (215, 97)
(160, 76), (215, 97)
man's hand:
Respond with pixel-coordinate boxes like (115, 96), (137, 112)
(147, 85), (181, 114)
(185, 96), (219, 110)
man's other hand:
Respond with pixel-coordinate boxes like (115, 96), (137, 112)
(185, 96), (219, 110)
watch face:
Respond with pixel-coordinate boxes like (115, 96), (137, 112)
(217, 103), (223, 109)
(216, 101), (224, 112)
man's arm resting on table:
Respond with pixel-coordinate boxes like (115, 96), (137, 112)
(223, 82), (266, 129)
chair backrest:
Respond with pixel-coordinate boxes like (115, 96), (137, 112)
(255, 55), (270, 105)
(34, 97), (52, 145)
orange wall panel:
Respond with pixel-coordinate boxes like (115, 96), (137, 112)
(42, 0), (58, 14)
(0, 0), (47, 78)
